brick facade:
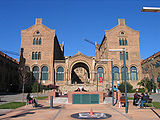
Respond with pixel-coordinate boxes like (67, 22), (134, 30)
(0, 51), (19, 92)
(141, 51), (160, 89)
(21, 18), (142, 93)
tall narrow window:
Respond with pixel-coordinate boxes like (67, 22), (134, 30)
(35, 52), (38, 60)
(39, 38), (41, 45)
(130, 66), (137, 80)
(126, 52), (128, 60)
(41, 66), (48, 80)
(122, 38), (125, 45)
(36, 38), (38, 45)
(119, 38), (121, 46)
(33, 38), (36, 45)
(121, 67), (129, 80)
(56, 67), (64, 81)
(32, 52), (35, 60)
(120, 52), (123, 60)
(97, 67), (104, 82)
(113, 66), (120, 81)
(33, 66), (39, 80)
(38, 52), (41, 60)
(125, 38), (128, 45)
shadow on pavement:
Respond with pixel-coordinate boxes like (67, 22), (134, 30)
(10, 112), (35, 118)
(0, 114), (6, 116)
(53, 105), (63, 109)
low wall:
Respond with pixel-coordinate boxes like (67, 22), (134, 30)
(68, 91), (104, 104)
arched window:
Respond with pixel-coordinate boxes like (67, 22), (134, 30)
(38, 52), (41, 60)
(113, 66), (119, 81)
(36, 38), (38, 45)
(33, 38), (36, 45)
(41, 66), (48, 80)
(56, 67), (64, 81)
(33, 66), (39, 80)
(122, 38), (125, 45)
(25, 66), (30, 72)
(39, 38), (41, 45)
(119, 38), (121, 46)
(97, 67), (104, 82)
(35, 52), (38, 60)
(121, 67), (129, 80)
(32, 52), (35, 60)
(130, 66), (137, 80)
(125, 38), (127, 45)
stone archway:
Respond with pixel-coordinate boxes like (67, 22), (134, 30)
(71, 62), (90, 84)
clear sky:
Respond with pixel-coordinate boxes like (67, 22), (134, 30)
(0, 0), (159, 60)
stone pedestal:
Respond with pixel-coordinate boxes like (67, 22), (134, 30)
(48, 91), (55, 100)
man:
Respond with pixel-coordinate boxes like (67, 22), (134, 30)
(133, 92), (139, 106)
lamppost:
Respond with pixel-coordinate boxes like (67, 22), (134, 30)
(142, 7), (160, 12)
(150, 62), (155, 93)
(109, 48), (128, 113)
(100, 59), (114, 106)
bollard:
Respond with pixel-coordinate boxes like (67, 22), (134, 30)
(50, 96), (53, 108)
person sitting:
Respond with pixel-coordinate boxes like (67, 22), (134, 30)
(82, 88), (87, 92)
(75, 88), (80, 92)
(107, 89), (112, 97)
(120, 93), (126, 107)
(26, 93), (33, 104)
(139, 93), (146, 108)
(32, 98), (38, 107)
(133, 92), (139, 106)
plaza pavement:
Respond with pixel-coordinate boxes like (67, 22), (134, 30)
(0, 99), (160, 120)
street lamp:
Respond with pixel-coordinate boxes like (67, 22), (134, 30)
(150, 62), (155, 93)
(142, 7), (160, 12)
(109, 48), (128, 113)
(100, 59), (114, 106)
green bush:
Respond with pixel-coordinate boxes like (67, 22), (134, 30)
(137, 77), (156, 92)
(118, 82), (133, 93)
(32, 82), (39, 93)
(132, 88), (145, 93)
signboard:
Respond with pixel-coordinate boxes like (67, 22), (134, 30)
(99, 77), (103, 83)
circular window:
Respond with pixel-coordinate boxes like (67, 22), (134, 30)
(121, 32), (124, 34)
(36, 31), (40, 34)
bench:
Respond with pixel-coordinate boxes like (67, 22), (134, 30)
(144, 98), (153, 107)
(120, 99), (129, 107)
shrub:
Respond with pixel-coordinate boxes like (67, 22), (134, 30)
(137, 77), (156, 92)
(32, 82), (39, 93)
(118, 82), (133, 93)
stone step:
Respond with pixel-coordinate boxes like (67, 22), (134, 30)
(103, 97), (112, 104)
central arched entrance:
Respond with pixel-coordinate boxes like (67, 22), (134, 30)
(71, 62), (90, 84)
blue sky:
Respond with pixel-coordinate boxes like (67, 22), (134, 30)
(0, 0), (159, 60)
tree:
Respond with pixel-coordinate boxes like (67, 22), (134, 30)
(19, 48), (32, 102)
(137, 77), (156, 92)
(118, 82), (133, 93)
